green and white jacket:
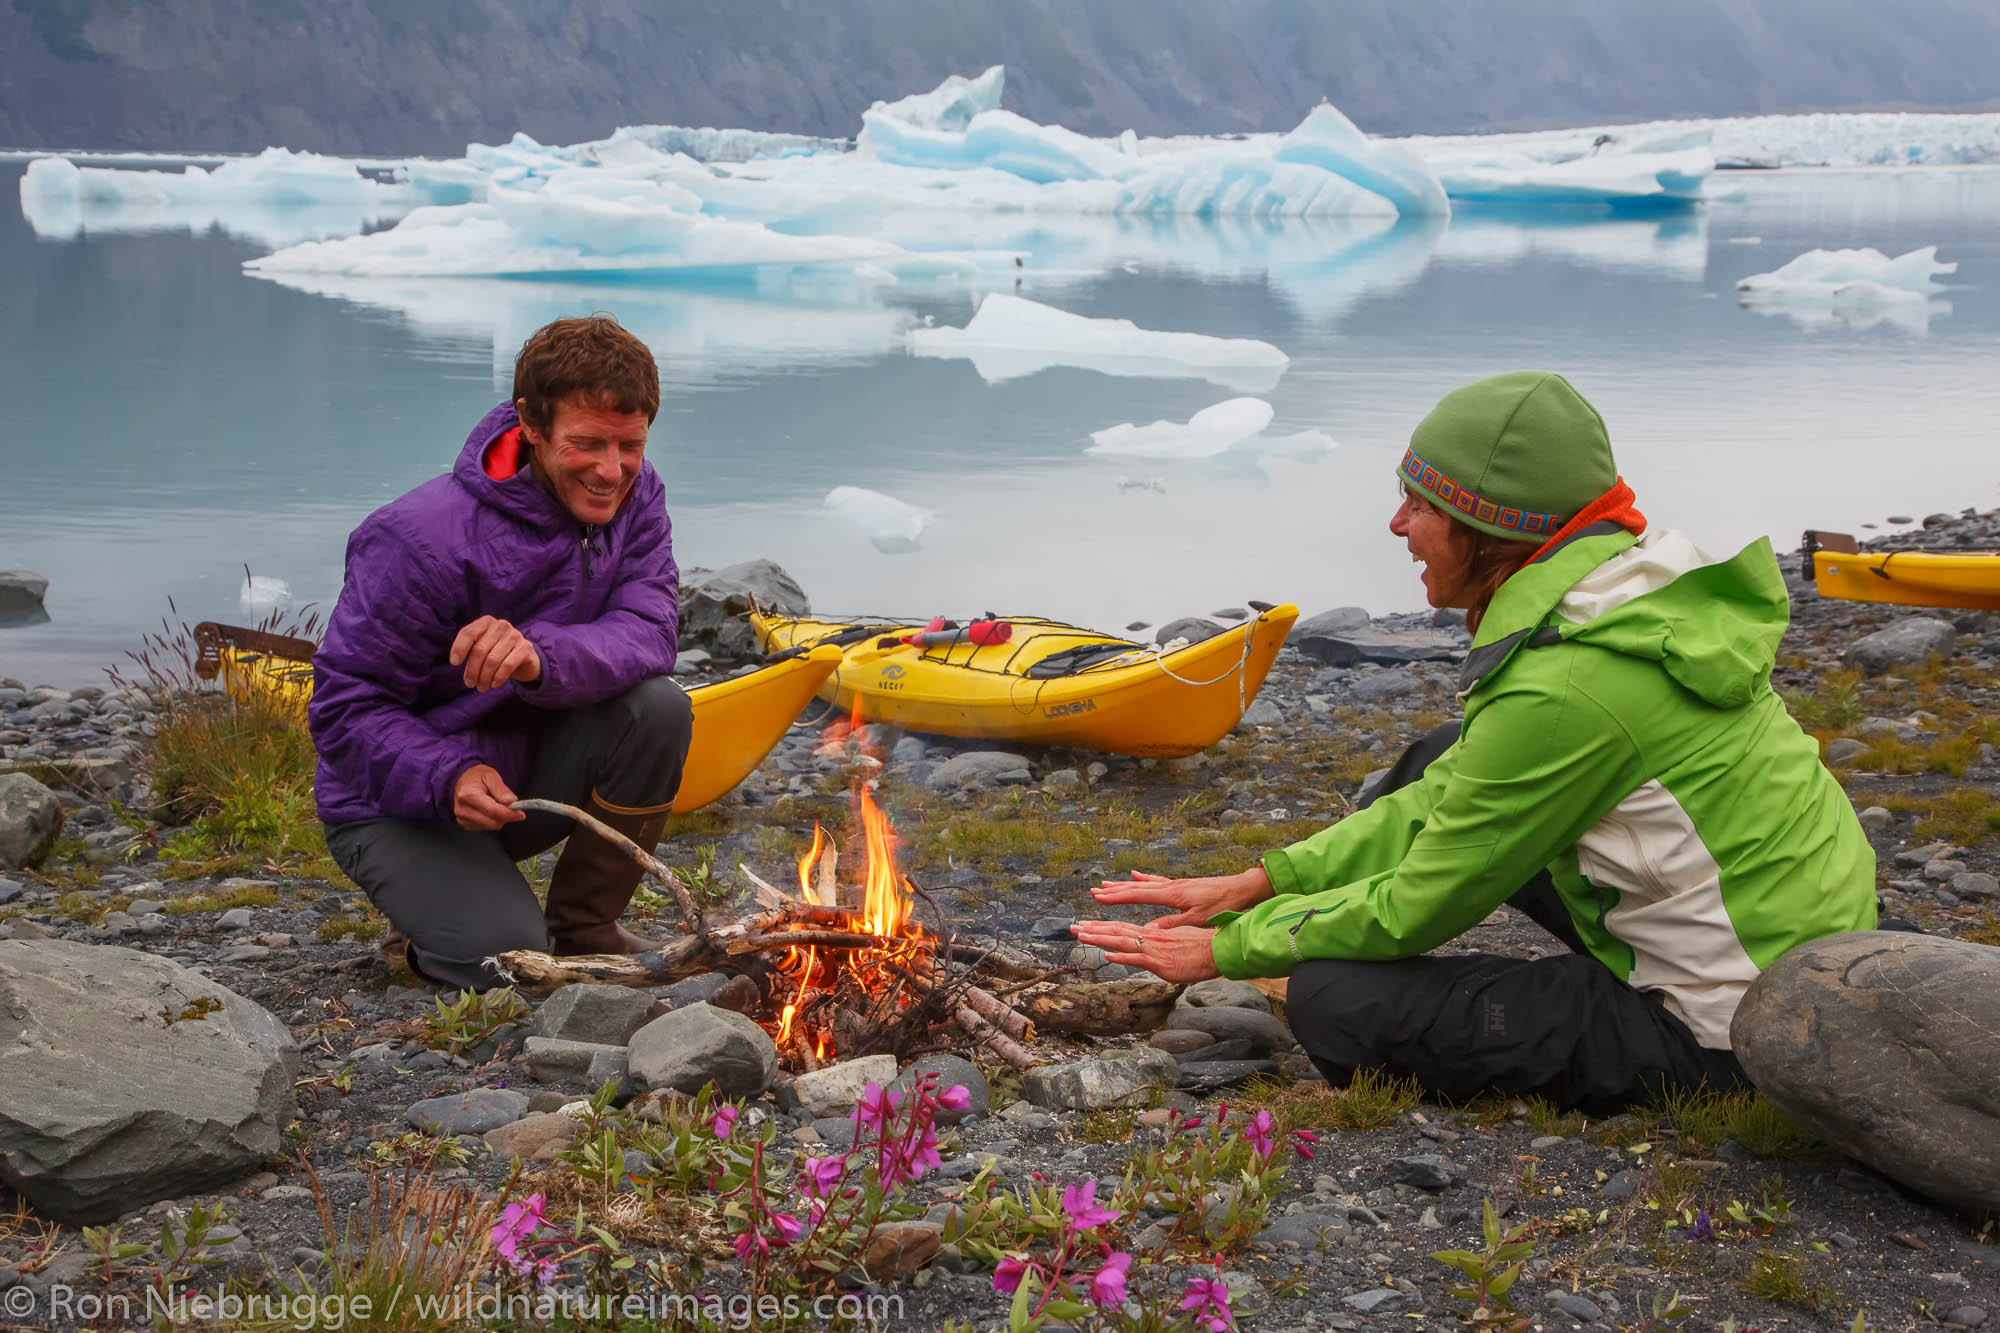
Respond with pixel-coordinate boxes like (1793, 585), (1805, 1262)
(1209, 524), (1876, 1050)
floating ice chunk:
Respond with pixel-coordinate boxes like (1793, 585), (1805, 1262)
(1433, 147), (1714, 207)
(1735, 246), (1954, 306)
(245, 168), (1012, 281)
(1273, 104), (1449, 217)
(239, 574), (291, 611)
(859, 107), (1135, 183)
(867, 66), (1006, 132)
(21, 147), (413, 209)
(1087, 399), (1276, 459)
(1239, 428), (1337, 459)
(596, 124), (846, 162)
(824, 486), (934, 554)
(1116, 145), (1403, 217)
(19, 153), (414, 245)
(1726, 236), (1763, 245)
(910, 294), (1289, 391)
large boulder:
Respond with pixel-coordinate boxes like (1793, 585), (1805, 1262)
(0, 941), (299, 1222)
(923, 750), (1032, 792)
(679, 561), (809, 663)
(0, 773), (64, 869)
(0, 572), (48, 616)
(627, 1002), (778, 1098)
(1844, 618), (1956, 676)
(1732, 931), (2000, 1215)
(1022, 1048), (1180, 1111)
(1293, 624), (1464, 668)
(530, 983), (654, 1046)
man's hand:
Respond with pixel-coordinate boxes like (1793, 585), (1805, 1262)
(453, 764), (525, 831)
(451, 616), (542, 692)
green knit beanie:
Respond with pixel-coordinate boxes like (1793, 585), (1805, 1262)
(1398, 371), (1616, 542)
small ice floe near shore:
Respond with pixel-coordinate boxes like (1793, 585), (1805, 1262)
(1087, 398), (1275, 459)
(910, 294), (1289, 391)
(239, 574), (291, 611)
(824, 486), (934, 554)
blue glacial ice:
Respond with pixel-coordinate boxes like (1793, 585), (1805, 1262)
(866, 64), (1007, 132)
(909, 293), (1290, 391)
(1086, 398), (1276, 459)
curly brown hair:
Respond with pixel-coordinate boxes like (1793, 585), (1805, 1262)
(512, 315), (660, 435)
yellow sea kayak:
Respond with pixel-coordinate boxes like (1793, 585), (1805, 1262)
(1806, 531), (2000, 612)
(196, 624), (841, 814)
(750, 604), (1298, 757)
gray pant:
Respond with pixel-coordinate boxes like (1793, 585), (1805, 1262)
(325, 676), (693, 989)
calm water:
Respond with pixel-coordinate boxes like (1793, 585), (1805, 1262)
(5, 163), (1999, 686)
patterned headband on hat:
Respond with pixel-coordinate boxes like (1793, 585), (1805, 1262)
(1400, 446), (1567, 537)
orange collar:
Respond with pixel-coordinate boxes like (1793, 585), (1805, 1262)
(1531, 476), (1646, 560)
(482, 425), (530, 480)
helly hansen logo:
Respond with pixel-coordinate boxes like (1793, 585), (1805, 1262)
(1482, 1000), (1507, 1037)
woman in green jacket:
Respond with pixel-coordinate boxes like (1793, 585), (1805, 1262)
(1072, 371), (1876, 1112)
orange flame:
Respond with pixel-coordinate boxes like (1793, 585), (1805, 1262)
(797, 822), (827, 901)
(776, 1001), (797, 1045)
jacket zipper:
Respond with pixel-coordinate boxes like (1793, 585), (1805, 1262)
(581, 527), (597, 582)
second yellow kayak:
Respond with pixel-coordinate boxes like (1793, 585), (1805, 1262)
(751, 604), (1298, 757)
(1808, 531), (2000, 612)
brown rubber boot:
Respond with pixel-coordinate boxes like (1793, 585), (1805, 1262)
(544, 793), (672, 955)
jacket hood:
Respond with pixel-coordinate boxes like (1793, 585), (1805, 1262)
(449, 399), (662, 533)
(1464, 526), (1788, 708)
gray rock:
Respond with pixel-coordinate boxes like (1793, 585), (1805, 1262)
(923, 751), (1032, 792)
(0, 572), (49, 616)
(1253, 1207), (1350, 1250)
(627, 1002), (778, 1098)
(1925, 859), (1969, 882)
(1149, 1029), (1218, 1055)
(810, 1116), (858, 1150)
(1857, 806), (1894, 833)
(1600, 1170), (1637, 1198)
(522, 1036), (628, 1083)
(1732, 931), (2000, 1215)
(890, 1053), (989, 1124)
(215, 944), (271, 964)
(1176, 1059), (1277, 1092)
(1029, 913), (1076, 940)
(1296, 626), (1465, 668)
(216, 907), (255, 930)
(1345, 1289), (1404, 1313)
(792, 1054), (898, 1118)
(1549, 1291), (1605, 1322)
(678, 561), (810, 662)
(1348, 671), (1421, 703)
(1165, 1004), (1297, 1053)
(406, 1088), (530, 1135)
(0, 773), (63, 870)
(1387, 1154), (1454, 1190)
(0, 941), (299, 1222)
(1178, 1038), (1255, 1064)
(1022, 1048), (1179, 1110)
(1296, 607), (1371, 638)
(1179, 978), (1272, 1012)
(1951, 873), (2000, 900)
(1944, 1306), (1988, 1328)
(530, 983), (655, 1046)
(887, 736), (928, 768)
(1236, 698), (1284, 730)
(0, 879), (22, 905)
(1824, 738), (1870, 765)
(1042, 768), (1083, 795)
(1156, 617), (1224, 645)
(1845, 618), (1956, 675)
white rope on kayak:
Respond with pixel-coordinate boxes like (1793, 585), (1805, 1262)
(1142, 614), (1257, 714)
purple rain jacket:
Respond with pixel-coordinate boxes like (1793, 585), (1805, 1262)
(309, 401), (679, 825)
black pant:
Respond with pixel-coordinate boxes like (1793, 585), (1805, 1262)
(325, 676), (693, 990)
(1284, 723), (1747, 1115)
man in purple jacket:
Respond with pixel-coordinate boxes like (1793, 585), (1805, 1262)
(310, 315), (692, 989)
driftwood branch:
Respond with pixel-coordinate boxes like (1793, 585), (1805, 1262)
(959, 982), (1036, 1043)
(948, 941), (1046, 982)
(513, 797), (706, 937)
(728, 930), (885, 954)
(1017, 979), (1183, 1035)
(955, 1005), (1038, 1069)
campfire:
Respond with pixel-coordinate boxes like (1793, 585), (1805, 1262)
(494, 716), (1183, 1069)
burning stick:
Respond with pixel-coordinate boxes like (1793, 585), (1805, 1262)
(729, 929), (886, 954)
(512, 798), (707, 937)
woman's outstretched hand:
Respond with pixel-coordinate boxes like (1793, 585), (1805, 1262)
(1088, 867), (1274, 927)
(1069, 920), (1222, 983)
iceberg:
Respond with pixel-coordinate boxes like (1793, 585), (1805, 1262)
(244, 165), (1017, 282)
(1086, 398), (1276, 459)
(909, 293), (1290, 391)
(867, 66), (1006, 132)
(1273, 104), (1450, 218)
(1429, 146), (1715, 208)
(1735, 246), (1953, 306)
(859, 107), (1138, 184)
(824, 486), (934, 554)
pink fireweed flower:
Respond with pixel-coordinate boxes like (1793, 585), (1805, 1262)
(994, 1255), (1030, 1294)
(733, 1230), (769, 1263)
(1180, 1273), (1235, 1331)
(1291, 1129), (1320, 1161)
(490, 1193), (546, 1262)
(854, 1082), (898, 1132)
(1061, 1180), (1121, 1232)
(937, 1083), (973, 1113)
(770, 1212), (804, 1245)
(1089, 1251), (1132, 1308)
(1244, 1109), (1276, 1158)
(709, 1105), (740, 1140)
(801, 1155), (846, 1199)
